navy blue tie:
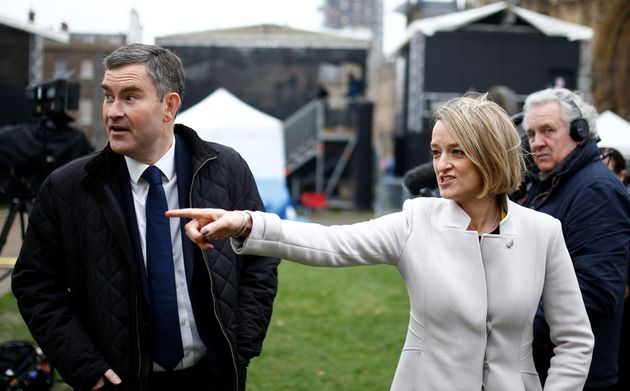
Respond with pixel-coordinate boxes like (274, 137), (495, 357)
(142, 165), (184, 370)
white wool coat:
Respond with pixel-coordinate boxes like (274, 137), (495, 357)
(232, 197), (593, 390)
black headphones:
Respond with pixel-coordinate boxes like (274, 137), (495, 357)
(564, 97), (590, 142)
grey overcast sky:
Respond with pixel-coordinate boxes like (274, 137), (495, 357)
(0, 0), (429, 54)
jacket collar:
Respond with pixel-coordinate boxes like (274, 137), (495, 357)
(523, 139), (601, 209)
(84, 123), (220, 182)
(173, 123), (221, 169)
(443, 195), (517, 236)
(533, 139), (601, 186)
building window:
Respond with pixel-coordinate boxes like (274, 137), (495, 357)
(79, 98), (93, 126)
(80, 59), (94, 80)
(53, 60), (67, 78)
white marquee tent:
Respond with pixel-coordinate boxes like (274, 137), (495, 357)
(597, 110), (630, 161)
(176, 88), (294, 217)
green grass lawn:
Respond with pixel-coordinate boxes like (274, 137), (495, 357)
(247, 261), (409, 391)
(0, 261), (409, 390)
(0, 288), (33, 341)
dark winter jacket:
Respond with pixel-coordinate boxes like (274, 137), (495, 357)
(521, 139), (630, 387)
(11, 124), (279, 390)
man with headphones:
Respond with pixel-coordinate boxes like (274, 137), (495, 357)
(520, 88), (630, 390)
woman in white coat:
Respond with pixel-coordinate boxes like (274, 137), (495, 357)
(167, 95), (594, 390)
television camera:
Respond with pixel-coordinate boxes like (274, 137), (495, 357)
(0, 79), (93, 259)
(25, 78), (80, 117)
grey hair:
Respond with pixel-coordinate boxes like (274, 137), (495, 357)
(103, 43), (184, 102)
(522, 88), (598, 139)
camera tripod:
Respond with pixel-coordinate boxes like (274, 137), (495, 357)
(0, 196), (31, 282)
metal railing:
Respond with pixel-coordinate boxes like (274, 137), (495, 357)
(283, 99), (323, 175)
(283, 98), (359, 204)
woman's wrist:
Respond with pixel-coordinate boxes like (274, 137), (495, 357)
(233, 211), (252, 238)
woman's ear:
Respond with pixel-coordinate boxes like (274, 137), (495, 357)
(164, 92), (182, 123)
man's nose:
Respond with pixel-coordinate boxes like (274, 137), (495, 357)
(105, 100), (124, 119)
(529, 133), (544, 149)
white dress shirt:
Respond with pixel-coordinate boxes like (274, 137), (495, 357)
(124, 137), (206, 371)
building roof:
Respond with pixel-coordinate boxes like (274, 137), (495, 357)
(395, 0), (458, 19)
(396, 1), (592, 52)
(156, 23), (370, 50)
(0, 13), (69, 42)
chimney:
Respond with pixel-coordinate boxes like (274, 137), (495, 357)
(28, 9), (35, 23)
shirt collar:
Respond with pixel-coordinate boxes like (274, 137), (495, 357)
(125, 136), (176, 184)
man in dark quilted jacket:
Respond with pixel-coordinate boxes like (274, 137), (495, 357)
(12, 43), (279, 391)
(520, 88), (630, 390)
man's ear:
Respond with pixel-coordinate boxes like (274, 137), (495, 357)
(164, 92), (182, 123)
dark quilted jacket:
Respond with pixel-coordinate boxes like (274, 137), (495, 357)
(11, 125), (279, 390)
(522, 140), (630, 387)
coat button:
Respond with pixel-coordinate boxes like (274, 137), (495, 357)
(504, 238), (514, 248)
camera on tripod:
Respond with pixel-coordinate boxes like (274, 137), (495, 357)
(0, 79), (94, 257)
(25, 79), (80, 118)
(0, 79), (85, 193)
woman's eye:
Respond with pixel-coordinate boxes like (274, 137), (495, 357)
(452, 149), (464, 156)
(431, 150), (441, 158)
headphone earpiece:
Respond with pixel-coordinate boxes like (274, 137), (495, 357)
(569, 118), (589, 142)
(564, 96), (589, 142)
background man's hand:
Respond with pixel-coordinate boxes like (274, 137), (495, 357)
(92, 369), (122, 390)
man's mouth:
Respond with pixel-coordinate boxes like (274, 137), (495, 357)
(109, 125), (129, 132)
(534, 152), (549, 159)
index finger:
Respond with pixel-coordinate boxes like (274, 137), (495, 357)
(166, 208), (215, 219)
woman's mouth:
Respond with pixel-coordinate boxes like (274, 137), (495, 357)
(439, 175), (455, 186)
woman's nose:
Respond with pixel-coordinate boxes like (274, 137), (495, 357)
(436, 154), (451, 171)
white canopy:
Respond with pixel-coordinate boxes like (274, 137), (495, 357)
(597, 110), (630, 160)
(176, 88), (285, 180)
(176, 88), (294, 218)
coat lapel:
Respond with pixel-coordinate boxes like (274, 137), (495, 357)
(175, 133), (196, 286)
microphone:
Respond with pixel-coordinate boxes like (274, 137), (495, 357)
(404, 161), (437, 196)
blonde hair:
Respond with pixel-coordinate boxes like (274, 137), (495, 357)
(434, 94), (525, 198)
